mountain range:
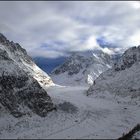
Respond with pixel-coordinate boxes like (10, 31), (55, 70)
(0, 33), (140, 139)
(87, 45), (140, 100)
(51, 50), (113, 86)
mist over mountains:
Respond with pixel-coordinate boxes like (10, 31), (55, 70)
(33, 56), (66, 74)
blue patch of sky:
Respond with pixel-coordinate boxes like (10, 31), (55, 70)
(96, 36), (116, 48)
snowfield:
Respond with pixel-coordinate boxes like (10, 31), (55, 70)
(0, 85), (140, 139)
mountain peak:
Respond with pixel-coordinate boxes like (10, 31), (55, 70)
(51, 49), (112, 86)
(87, 46), (140, 99)
(0, 33), (55, 117)
(114, 45), (140, 71)
(0, 33), (8, 44)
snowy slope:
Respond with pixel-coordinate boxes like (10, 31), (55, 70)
(0, 85), (140, 139)
(51, 50), (112, 86)
(0, 33), (54, 86)
(87, 46), (140, 100)
(0, 33), (55, 117)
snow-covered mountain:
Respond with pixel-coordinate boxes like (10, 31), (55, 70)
(0, 34), (140, 138)
(0, 33), (55, 117)
(51, 50), (112, 86)
(87, 45), (140, 99)
(0, 34), (54, 86)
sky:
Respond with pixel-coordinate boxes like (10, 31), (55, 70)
(0, 1), (140, 58)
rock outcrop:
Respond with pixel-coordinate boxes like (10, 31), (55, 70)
(87, 46), (140, 99)
(0, 33), (55, 117)
(51, 50), (112, 86)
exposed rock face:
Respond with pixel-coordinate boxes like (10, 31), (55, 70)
(0, 33), (55, 117)
(51, 50), (112, 86)
(87, 46), (140, 99)
(0, 33), (54, 86)
(114, 46), (140, 71)
(0, 74), (54, 117)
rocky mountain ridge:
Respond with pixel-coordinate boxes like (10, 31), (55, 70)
(87, 45), (140, 99)
(51, 50), (112, 86)
(0, 33), (55, 117)
(0, 33), (54, 86)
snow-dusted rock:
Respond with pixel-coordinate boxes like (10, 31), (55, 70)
(0, 33), (54, 86)
(87, 46), (140, 99)
(114, 46), (140, 71)
(0, 33), (55, 117)
(51, 50), (112, 86)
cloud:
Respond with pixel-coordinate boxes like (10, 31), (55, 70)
(70, 35), (101, 52)
(131, 1), (140, 9)
(0, 1), (140, 58)
(102, 47), (114, 55)
(29, 48), (68, 59)
(127, 31), (140, 46)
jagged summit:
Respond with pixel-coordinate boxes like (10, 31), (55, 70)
(0, 33), (54, 86)
(114, 46), (140, 71)
(87, 45), (140, 99)
(0, 33), (55, 117)
(51, 50), (112, 86)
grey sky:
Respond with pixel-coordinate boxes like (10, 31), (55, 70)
(0, 1), (140, 58)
